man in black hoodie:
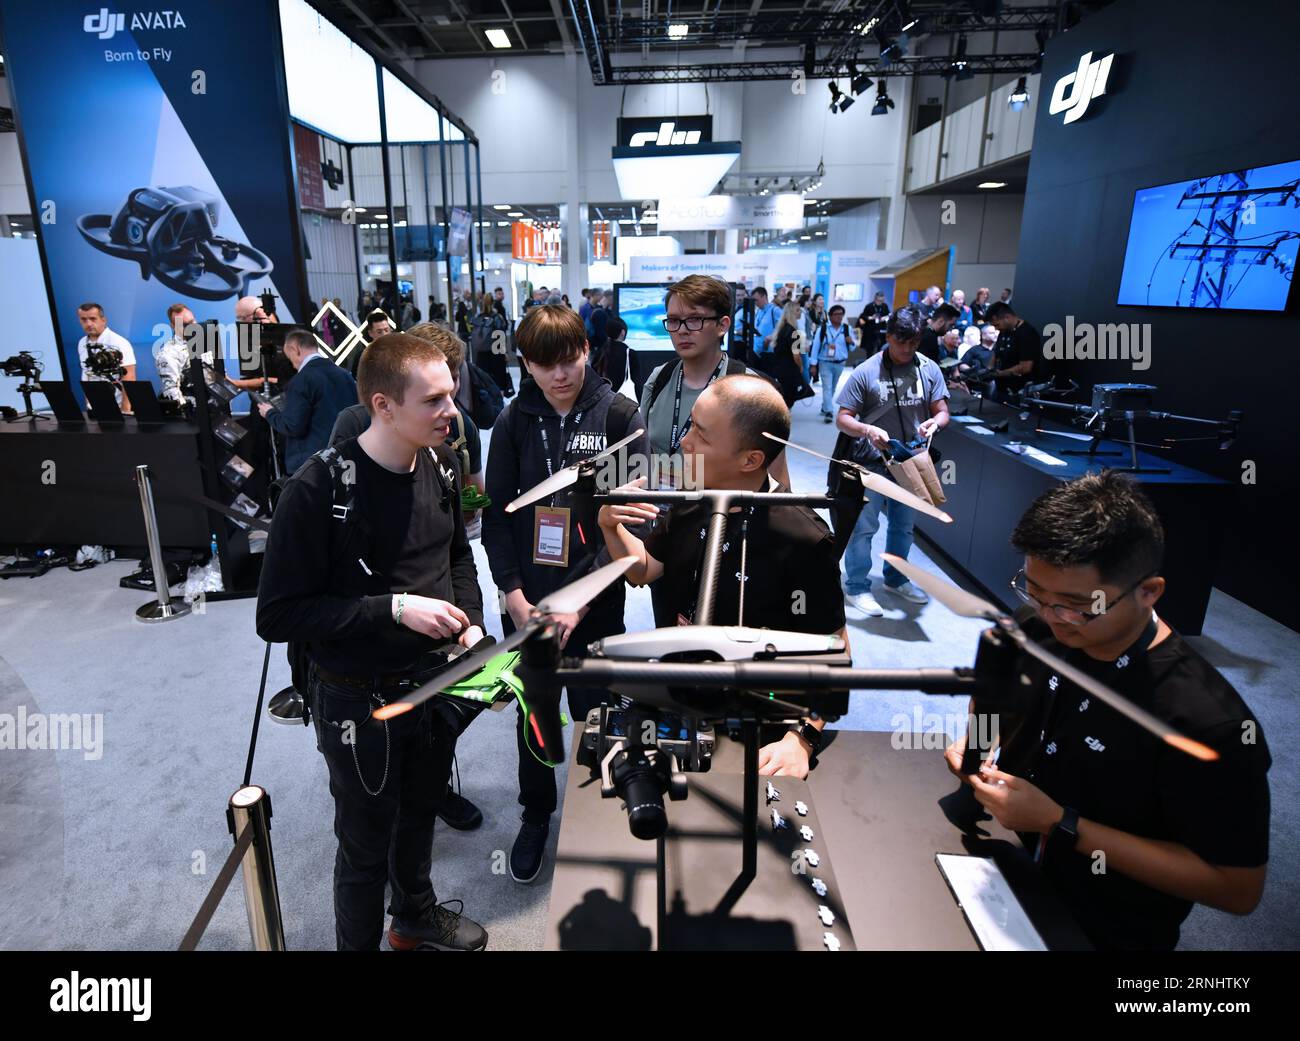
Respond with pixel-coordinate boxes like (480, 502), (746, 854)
(482, 304), (648, 884)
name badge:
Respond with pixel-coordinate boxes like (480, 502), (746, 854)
(533, 506), (571, 567)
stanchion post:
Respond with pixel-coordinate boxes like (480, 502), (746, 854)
(228, 785), (286, 951)
(134, 463), (191, 622)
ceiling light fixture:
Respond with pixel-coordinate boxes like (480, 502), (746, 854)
(485, 28), (512, 49)
(667, 24), (689, 40)
(1008, 76), (1031, 111)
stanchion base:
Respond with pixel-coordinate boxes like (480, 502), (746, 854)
(268, 686), (306, 725)
(136, 597), (192, 623)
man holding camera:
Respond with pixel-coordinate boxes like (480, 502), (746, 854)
(76, 302), (135, 413)
(256, 332), (488, 952)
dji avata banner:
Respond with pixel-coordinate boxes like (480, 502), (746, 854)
(0, 0), (305, 389)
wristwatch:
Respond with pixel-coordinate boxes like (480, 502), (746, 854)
(1046, 805), (1080, 860)
(791, 720), (823, 754)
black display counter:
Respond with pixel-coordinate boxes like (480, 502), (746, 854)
(0, 419), (209, 550)
(920, 399), (1230, 635)
(546, 728), (1090, 951)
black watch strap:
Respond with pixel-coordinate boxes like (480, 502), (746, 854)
(794, 721), (823, 753)
(1047, 805), (1080, 859)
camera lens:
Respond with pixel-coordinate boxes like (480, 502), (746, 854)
(618, 748), (668, 840)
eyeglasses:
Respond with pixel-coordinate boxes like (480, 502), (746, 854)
(662, 315), (724, 332)
(1009, 569), (1156, 626)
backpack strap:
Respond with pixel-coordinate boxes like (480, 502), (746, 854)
(606, 392), (640, 441)
(646, 359), (678, 412)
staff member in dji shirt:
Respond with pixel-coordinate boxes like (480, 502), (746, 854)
(946, 473), (1270, 950)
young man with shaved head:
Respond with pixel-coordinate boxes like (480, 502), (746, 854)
(599, 374), (846, 779)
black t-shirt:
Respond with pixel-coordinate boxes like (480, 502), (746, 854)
(642, 482), (846, 633)
(255, 437), (484, 675)
(994, 320), (1042, 390)
(918, 326), (943, 363)
(999, 617), (1271, 950)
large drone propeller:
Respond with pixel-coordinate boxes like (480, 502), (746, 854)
(762, 433), (953, 524)
(372, 555), (638, 721)
(881, 553), (1218, 762)
(506, 428), (644, 514)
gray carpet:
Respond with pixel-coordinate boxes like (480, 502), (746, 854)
(0, 382), (1295, 950)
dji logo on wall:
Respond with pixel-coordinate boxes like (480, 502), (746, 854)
(628, 121), (703, 147)
(1049, 50), (1115, 125)
(84, 8), (125, 39)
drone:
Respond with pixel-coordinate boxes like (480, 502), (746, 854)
(76, 186), (273, 300)
(369, 429), (1218, 887)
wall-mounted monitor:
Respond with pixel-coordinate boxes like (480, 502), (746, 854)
(1116, 158), (1300, 311)
(833, 282), (864, 303)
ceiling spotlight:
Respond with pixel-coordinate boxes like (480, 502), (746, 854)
(837, 92), (855, 113)
(851, 68), (873, 96)
(978, 182), (1007, 189)
(507, 211), (524, 217)
(828, 81), (845, 112)
(485, 28), (512, 49)
(493, 204), (512, 210)
(872, 80), (895, 116)
(667, 23), (689, 40)
(1009, 76), (1031, 111)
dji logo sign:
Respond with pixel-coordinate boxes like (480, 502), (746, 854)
(628, 121), (703, 147)
(1049, 50), (1115, 125)
(84, 8), (125, 39)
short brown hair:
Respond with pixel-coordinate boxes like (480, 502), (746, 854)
(356, 332), (447, 414)
(77, 302), (104, 316)
(405, 321), (465, 373)
(665, 274), (731, 317)
(516, 304), (586, 366)
(166, 302), (189, 323)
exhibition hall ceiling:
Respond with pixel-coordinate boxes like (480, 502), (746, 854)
(311, 1), (1116, 80)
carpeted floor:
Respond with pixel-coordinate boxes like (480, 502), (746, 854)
(0, 373), (1295, 950)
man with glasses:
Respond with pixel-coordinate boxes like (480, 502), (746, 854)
(945, 472), (1271, 950)
(640, 275), (788, 482)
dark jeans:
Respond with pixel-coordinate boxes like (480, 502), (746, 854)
(308, 670), (459, 951)
(501, 612), (615, 825)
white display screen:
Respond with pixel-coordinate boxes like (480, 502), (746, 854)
(280, 0), (380, 143)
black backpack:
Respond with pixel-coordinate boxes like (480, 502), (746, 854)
(466, 360), (505, 429)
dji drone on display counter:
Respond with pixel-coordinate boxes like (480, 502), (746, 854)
(76, 185), (273, 300)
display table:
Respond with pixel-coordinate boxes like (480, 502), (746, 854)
(918, 399), (1231, 634)
(545, 729), (1091, 950)
(0, 419), (209, 549)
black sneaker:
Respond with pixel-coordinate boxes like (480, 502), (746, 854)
(438, 786), (484, 831)
(388, 899), (488, 951)
(509, 816), (550, 884)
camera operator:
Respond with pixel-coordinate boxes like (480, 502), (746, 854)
(255, 331), (488, 952)
(257, 327), (358, 476)
(76, 302), (135, 413)
(598, 374), (846, 780)
(482, 304), (648, 884)
(945, 472), (1270, 950)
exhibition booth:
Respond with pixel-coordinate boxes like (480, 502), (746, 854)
(0, 0), (1293, 977)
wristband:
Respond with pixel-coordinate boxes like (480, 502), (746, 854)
(394, 592), (408, 627)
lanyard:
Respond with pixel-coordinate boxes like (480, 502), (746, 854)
(537, 409), (584, 479)
(883, 353), (922, 439)
(669, 356), (726, 455)
(821, 324), (846, 359)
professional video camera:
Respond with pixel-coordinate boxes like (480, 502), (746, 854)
(76, 185), (273, 300)
(1, 351), (42, 378)
(1, 350), (48, 423)
(84, 343), (126, 380)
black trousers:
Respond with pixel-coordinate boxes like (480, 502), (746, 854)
(501, 612), (615, 825)
(308, 669), (459, 951)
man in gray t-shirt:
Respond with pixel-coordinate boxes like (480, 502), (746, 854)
(833, 305), (950, 616)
